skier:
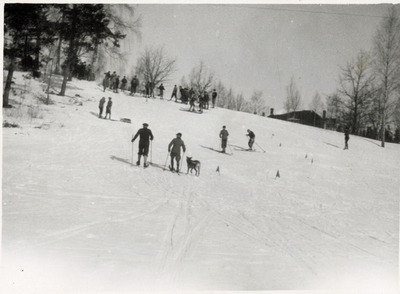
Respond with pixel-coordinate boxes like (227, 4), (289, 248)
(158, 83), (165, 99)
(168, 133), (186, 172)
(246, 129), (255, 150)
(170, 85), (178, 101)
(344, 127), (350, 150)
(219, 125), (229, 153)
(131, 123), (154, 168)
(212, 89), (217, 108)
(98, 97), (106, 118)
(105, 97), (112, 119)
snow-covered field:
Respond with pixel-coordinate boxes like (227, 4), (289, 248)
(2, 72), (399, 293)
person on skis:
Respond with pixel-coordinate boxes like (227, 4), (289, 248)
(98, 97), (106, 118)
(219, 125), (229, 153)
(168, 133), (186, 172)
(246, 129), (255, 150)
(131, 123), (154, 168)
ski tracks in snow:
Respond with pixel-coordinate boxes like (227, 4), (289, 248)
(155, 186), (214, 287)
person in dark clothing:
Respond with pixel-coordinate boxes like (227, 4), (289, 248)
(145, 81), (150, 98)
(121, 76), (127, 91)
(105, 97), (112, 119)
(170, 85), (178, 101)
(219, 125), (229, 153)
(114, 76), (120, 93)
(204, 91), (210, 109)
(158, 83), (165, 99)
(212, 89), (217, 108)
(131, 76), (139, 95)
(98, 97), (106, 118)
(189, 89), (196, 112)
(168, 133), (186, 172)
(131, 123), (154, 167)
(103, 71), (111, 92)
(246, 129), (255, 150)
(110, 72), (116, 90)
(344, 127), (350, 150)
(149, 81), (155, 98)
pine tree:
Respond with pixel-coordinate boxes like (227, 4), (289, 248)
(57, 4), (125, 96)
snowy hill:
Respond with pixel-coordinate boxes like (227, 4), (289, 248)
(2, 72), (399, 293)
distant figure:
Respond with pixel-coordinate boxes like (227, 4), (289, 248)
(110, 72), (116, 90)
(131, 76), (139, 95)
(103, 71), (110, 92)
(105, 97), (112, 119)
(145, 81), (150, 98)
(170, 85), (178, 101)
(246, 129), (255, 150)
(98, 97), (106, 118)
(131, 123), (154, 168)
(344, 127), (350, 150)
(158, 83), (165, 99)
(121, 76), (127, 91)
(168, 133), (186, 172)
(189, 89), (196, 112)
(204, 91), (210, 109)
(212, 89), (217, 108)
(114, 76), (120, 93)
(219, 125), (229, 153)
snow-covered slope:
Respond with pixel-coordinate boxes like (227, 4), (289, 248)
(2, 73), (399, 293)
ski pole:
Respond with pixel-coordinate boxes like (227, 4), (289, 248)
(163, 152), (169, 171)
(228, 140), (233, 154)
(255, 142), (266, 153)
(150, 140), (153, 163)
(131, 136), (134, 165)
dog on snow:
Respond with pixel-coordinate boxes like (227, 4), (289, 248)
(186, 157), (201, 176)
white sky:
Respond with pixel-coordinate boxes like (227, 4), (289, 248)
(127, 3), (396, 109)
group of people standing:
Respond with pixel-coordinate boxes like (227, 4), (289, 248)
(171, 86), (218, 112)
(98, 97), (113, 119)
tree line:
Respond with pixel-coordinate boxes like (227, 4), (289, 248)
(283, 7), (400, 146)
(4, 4), (400, 146)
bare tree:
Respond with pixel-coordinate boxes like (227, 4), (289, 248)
(136, 46), (176, 88)
(249, 90), (267, 115)
(309, 92), (324, 115)
(338, 50), (375, 134)
(187, 61), (215, 93)
(373, 7), (400, 147)
(284, 76), (302, 115)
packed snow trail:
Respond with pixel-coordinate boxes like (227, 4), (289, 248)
(2, 73), (399, 292)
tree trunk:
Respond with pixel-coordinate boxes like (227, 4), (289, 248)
(58, 7), (76, 96)
(59, 65), (69, 96)
(54, 12), (64, 75)
(381, 111), (386, 147)
(3, 56), (16, 108)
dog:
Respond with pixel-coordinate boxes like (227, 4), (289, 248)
(186, 156), (201, 176)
